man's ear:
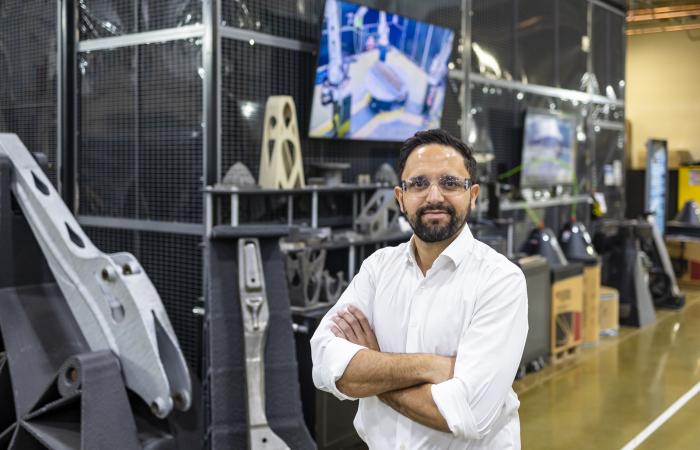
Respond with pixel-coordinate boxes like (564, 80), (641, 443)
(470, 184), (481, 209)
(393, 185), (405, 213)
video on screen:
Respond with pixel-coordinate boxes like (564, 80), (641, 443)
(309, 0), (455, 141)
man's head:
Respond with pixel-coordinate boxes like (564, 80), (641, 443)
(394, 129), (480, 243)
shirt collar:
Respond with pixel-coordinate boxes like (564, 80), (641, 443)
(405, 223), (475, 267)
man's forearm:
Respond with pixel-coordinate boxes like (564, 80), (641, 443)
(379, 384), (450, 433)
(335, 349), (447, 398)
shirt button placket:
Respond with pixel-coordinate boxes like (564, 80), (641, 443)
(406, 282), (423, 352)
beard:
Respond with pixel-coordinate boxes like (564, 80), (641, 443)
(407, 201), (470, 243)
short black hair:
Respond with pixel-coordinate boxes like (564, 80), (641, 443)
(396, 129), (477, 181)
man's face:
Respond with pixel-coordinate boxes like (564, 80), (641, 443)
(394, 144), (480, 243)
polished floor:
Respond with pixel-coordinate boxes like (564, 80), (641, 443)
(516, 287), (700, 450)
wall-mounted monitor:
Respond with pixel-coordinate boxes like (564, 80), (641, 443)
(520, 110), (577, 189)
(309, 0), (455, 141)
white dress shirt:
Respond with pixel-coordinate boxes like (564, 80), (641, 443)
(310, 224), (528, 449)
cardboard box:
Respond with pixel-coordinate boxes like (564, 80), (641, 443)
(551, 273), (584, 356)
(582, 264), (601, 346)
(666, 239), (700, 286)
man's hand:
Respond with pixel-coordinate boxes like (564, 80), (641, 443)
(330, 305), (380, 352)
(429, 355), (456, 385)
(331, 305), (455, 385)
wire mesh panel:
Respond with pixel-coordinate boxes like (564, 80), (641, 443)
(592, 4), (625, 100)
(470, 85), (520, 178)
(79, 0), (203, 40)
(84, 226), (203, 369)
(79, 47), (138, 218)
(0, 0), (57, 185)
(557, 0), (588, 91)
(592, 4), (607, 96)
(138, 231), (202, 370)
(471, 0), (516, 79)
(516, 0), (556, 86)
(137, 40), (204, 223)
(592, 126), (625, 219)
(222, 0), (324, 42)
(220, 38), (316, 178)
(78, 39), (203, 222)
(608, 12), (625, 101)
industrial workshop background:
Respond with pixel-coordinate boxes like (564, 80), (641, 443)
(0, 0), (626, 412)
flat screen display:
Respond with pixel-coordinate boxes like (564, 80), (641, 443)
(645, 139), (668, 235)
(520, 110), (577, 188)
(309, 0), (455, 141)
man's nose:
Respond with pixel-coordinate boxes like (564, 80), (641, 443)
(424, 183), (445, 203)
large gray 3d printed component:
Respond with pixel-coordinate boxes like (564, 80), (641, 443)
(0, 133), (191, 419)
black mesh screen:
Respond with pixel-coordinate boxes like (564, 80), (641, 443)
(592, 4), (607, 96)
(79, 0), (202, 40)
(592, 5), (625, 100)
(592, 126), (625, 219)
(516, 0), (556, 86)
(0, 0), (57, 185)
(138, 231), (202, 370)
(222, 0), (323, 42)
(220, 38), (315, 178)
(608, 12), (625, 100)
(470, 86), (520, 178)
(84, 226), (203, 369)
(78, 40), (203, 222)
(79, 47), (138, 218)
(471, 0), (516, 79)
(557, 0), (588, 91)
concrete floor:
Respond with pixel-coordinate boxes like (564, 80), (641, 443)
(516, 287), (700, 450)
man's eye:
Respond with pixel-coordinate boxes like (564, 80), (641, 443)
(412, 179), (429, 188)
(441, 178), (460, 189)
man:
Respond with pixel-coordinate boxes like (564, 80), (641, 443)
(310, 129), (528, 449)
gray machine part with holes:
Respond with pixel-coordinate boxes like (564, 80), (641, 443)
(321, 270), (346, 305)
(0, 134), (191, 419)
(238, 238), (290, 450)
(282, 246), (326, 308)
(354, 188), (401, 238)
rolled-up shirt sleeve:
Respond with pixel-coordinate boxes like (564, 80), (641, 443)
(310, 251), (379, 401)
(431, 262), (528, 440)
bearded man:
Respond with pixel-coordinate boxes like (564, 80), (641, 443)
(310, 129), (528, 449)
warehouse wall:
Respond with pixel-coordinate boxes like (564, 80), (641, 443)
(626, 30), (700, 167)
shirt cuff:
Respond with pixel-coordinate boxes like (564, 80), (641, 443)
(431, 378), (480, 440)
(312, 337), (366, 401)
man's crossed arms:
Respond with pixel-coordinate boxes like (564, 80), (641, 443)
(329, 304), (455, 433)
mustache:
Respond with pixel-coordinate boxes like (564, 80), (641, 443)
(416, 204), (455, 217)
